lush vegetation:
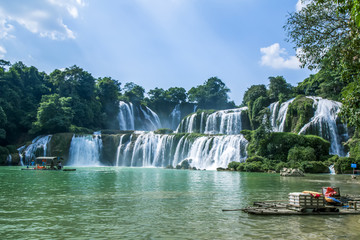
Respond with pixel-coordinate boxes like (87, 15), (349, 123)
(2, 0), (360, 171)
(227, 0), (360, 173)
(0, 61), (234, 146)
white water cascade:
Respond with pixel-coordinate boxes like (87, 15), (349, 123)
(6, 154), (12, 165)
(118, 101), (161, 131)
(115, 132), (248, 170)
(329, 164), (336, 175)
(118, 101), (135, 130)
(17, 135), (52, 166)
(269, 98), (295, 132)
(177, 107), (249, 134)
(205, 107), (248, 135)
(68, 131), (102, 166)
(299, 97), (348, 156)
(169, 104), (182, 130)
(139, 105), (161, 131)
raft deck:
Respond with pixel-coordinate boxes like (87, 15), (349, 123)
(235, 200), (360, 215)
(21, 168), (76, 171)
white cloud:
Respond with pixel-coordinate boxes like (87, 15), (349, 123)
(0, 45), (6, 58)
(0, 17), (14, 39)
(0, 0), (85, 40)
(296, 0), (309, 12)
(260, 43), (300, 69)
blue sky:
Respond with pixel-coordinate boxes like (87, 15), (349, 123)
(0, 0), (311, 104)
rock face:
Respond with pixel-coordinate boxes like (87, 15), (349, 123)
(280, 168), (305, 177)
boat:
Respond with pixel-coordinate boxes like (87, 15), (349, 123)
(223, 187), (360, 216)
(21, 157), (76, 171)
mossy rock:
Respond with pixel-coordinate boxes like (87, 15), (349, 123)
(284, 96), (314, 133)
(48, 133), (74, 164)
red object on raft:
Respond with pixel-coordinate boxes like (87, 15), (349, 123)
(325, 187), (337, 198)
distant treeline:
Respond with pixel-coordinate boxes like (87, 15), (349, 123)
(0, 60), (237, 146)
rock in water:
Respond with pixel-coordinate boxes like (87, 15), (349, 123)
(280, 168), (305, 177)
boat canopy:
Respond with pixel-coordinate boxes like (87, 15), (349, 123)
(35, 157), (58, 160)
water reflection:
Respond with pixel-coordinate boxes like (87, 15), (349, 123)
(1, 167), (360, 239)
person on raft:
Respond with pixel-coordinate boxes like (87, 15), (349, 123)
(57, 161), (62, 170)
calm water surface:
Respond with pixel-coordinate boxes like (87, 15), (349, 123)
(1, 167), (360, 239)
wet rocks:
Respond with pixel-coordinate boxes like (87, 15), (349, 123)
(280, 168), (305, 177)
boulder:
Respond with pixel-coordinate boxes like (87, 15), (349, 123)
(280, 168), (305, 177)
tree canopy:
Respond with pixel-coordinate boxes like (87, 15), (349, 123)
(188, 77), (234, 110)
(285, 0), (360, 129)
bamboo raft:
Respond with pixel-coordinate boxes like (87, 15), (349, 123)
(223, 188), (360, 216)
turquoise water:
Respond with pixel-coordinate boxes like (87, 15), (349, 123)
(1, 167), (360, 239)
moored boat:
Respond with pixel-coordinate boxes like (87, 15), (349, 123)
(21, 156), (76, 171)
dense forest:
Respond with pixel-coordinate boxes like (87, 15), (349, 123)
(1, 0), (360, 173)
(0, 60), (235, 146)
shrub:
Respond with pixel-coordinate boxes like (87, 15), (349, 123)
(300, 161), (329, 173)
(0, 146), (9, 155)
(287, 146), (316, 163)
(244, 161), (263, 172)
(334, 157), (359, 174)
(246, 155), (266, 163)
(69, 125), (93, 134)
(154, 128), (173, 134)
(275, 162), (289, 172)
(6, 145), (17, 154)
(228, 161), (241, 170)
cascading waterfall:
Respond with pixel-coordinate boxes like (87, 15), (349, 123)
(139, 105), (162, 131)
(169, 104), (181, 130)
(298, 97), (348, 156)
(17, 145), (26, 166)
(68, 131), (102, 166)
(17, 135), (52, 166)
(118, 101), (135, 130)
(269, 98), (295, 132)
(205, 107), (248, 135)
(177, 107), (249, 134)
(118, 101), (161, 131)
(329, 164), (335, 175)
(6, 155), (12, 165)
(114, 132), (248, 170)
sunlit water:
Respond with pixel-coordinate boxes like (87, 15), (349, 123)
(1, 167), (360, 239)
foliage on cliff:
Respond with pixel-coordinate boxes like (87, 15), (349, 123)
(236, 129), (331, 173)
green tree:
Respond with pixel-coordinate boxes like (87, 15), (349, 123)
(242, 84), (267, 106)
(188, 77), (233, 110)
(122, 82), (145, 104)
(0, 107), (7, 140)
(97, 77), (121, 129)
(285, 1), (355, 71)
(32, 94), (74, 134)
(165, 87), (187, 104)
(268, 76), (293, 102)
(285, 0), (360, 129)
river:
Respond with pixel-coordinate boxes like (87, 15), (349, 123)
(1, 167), (360, 239)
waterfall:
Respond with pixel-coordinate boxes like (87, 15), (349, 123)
(115, 132), (248, 170)
(169, 104), (181, 130)
(17, 135), (52, 166)
(184, 135), (248, 170)
(118, 101), (135, 130)
(177, 107), (249, 134)
(269, 98), (295, 132)
(298, 97), (348, 156)
(118, 101), (161, 131)
(204, 107), (248, 135)
(68, 131), (102, 166)
(139, 105), (161, 131)
(17, 145), (26, 166)
(329, 164), (335, 175)
(6, 154), (12, 165)
(115, 135), (125, 166)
